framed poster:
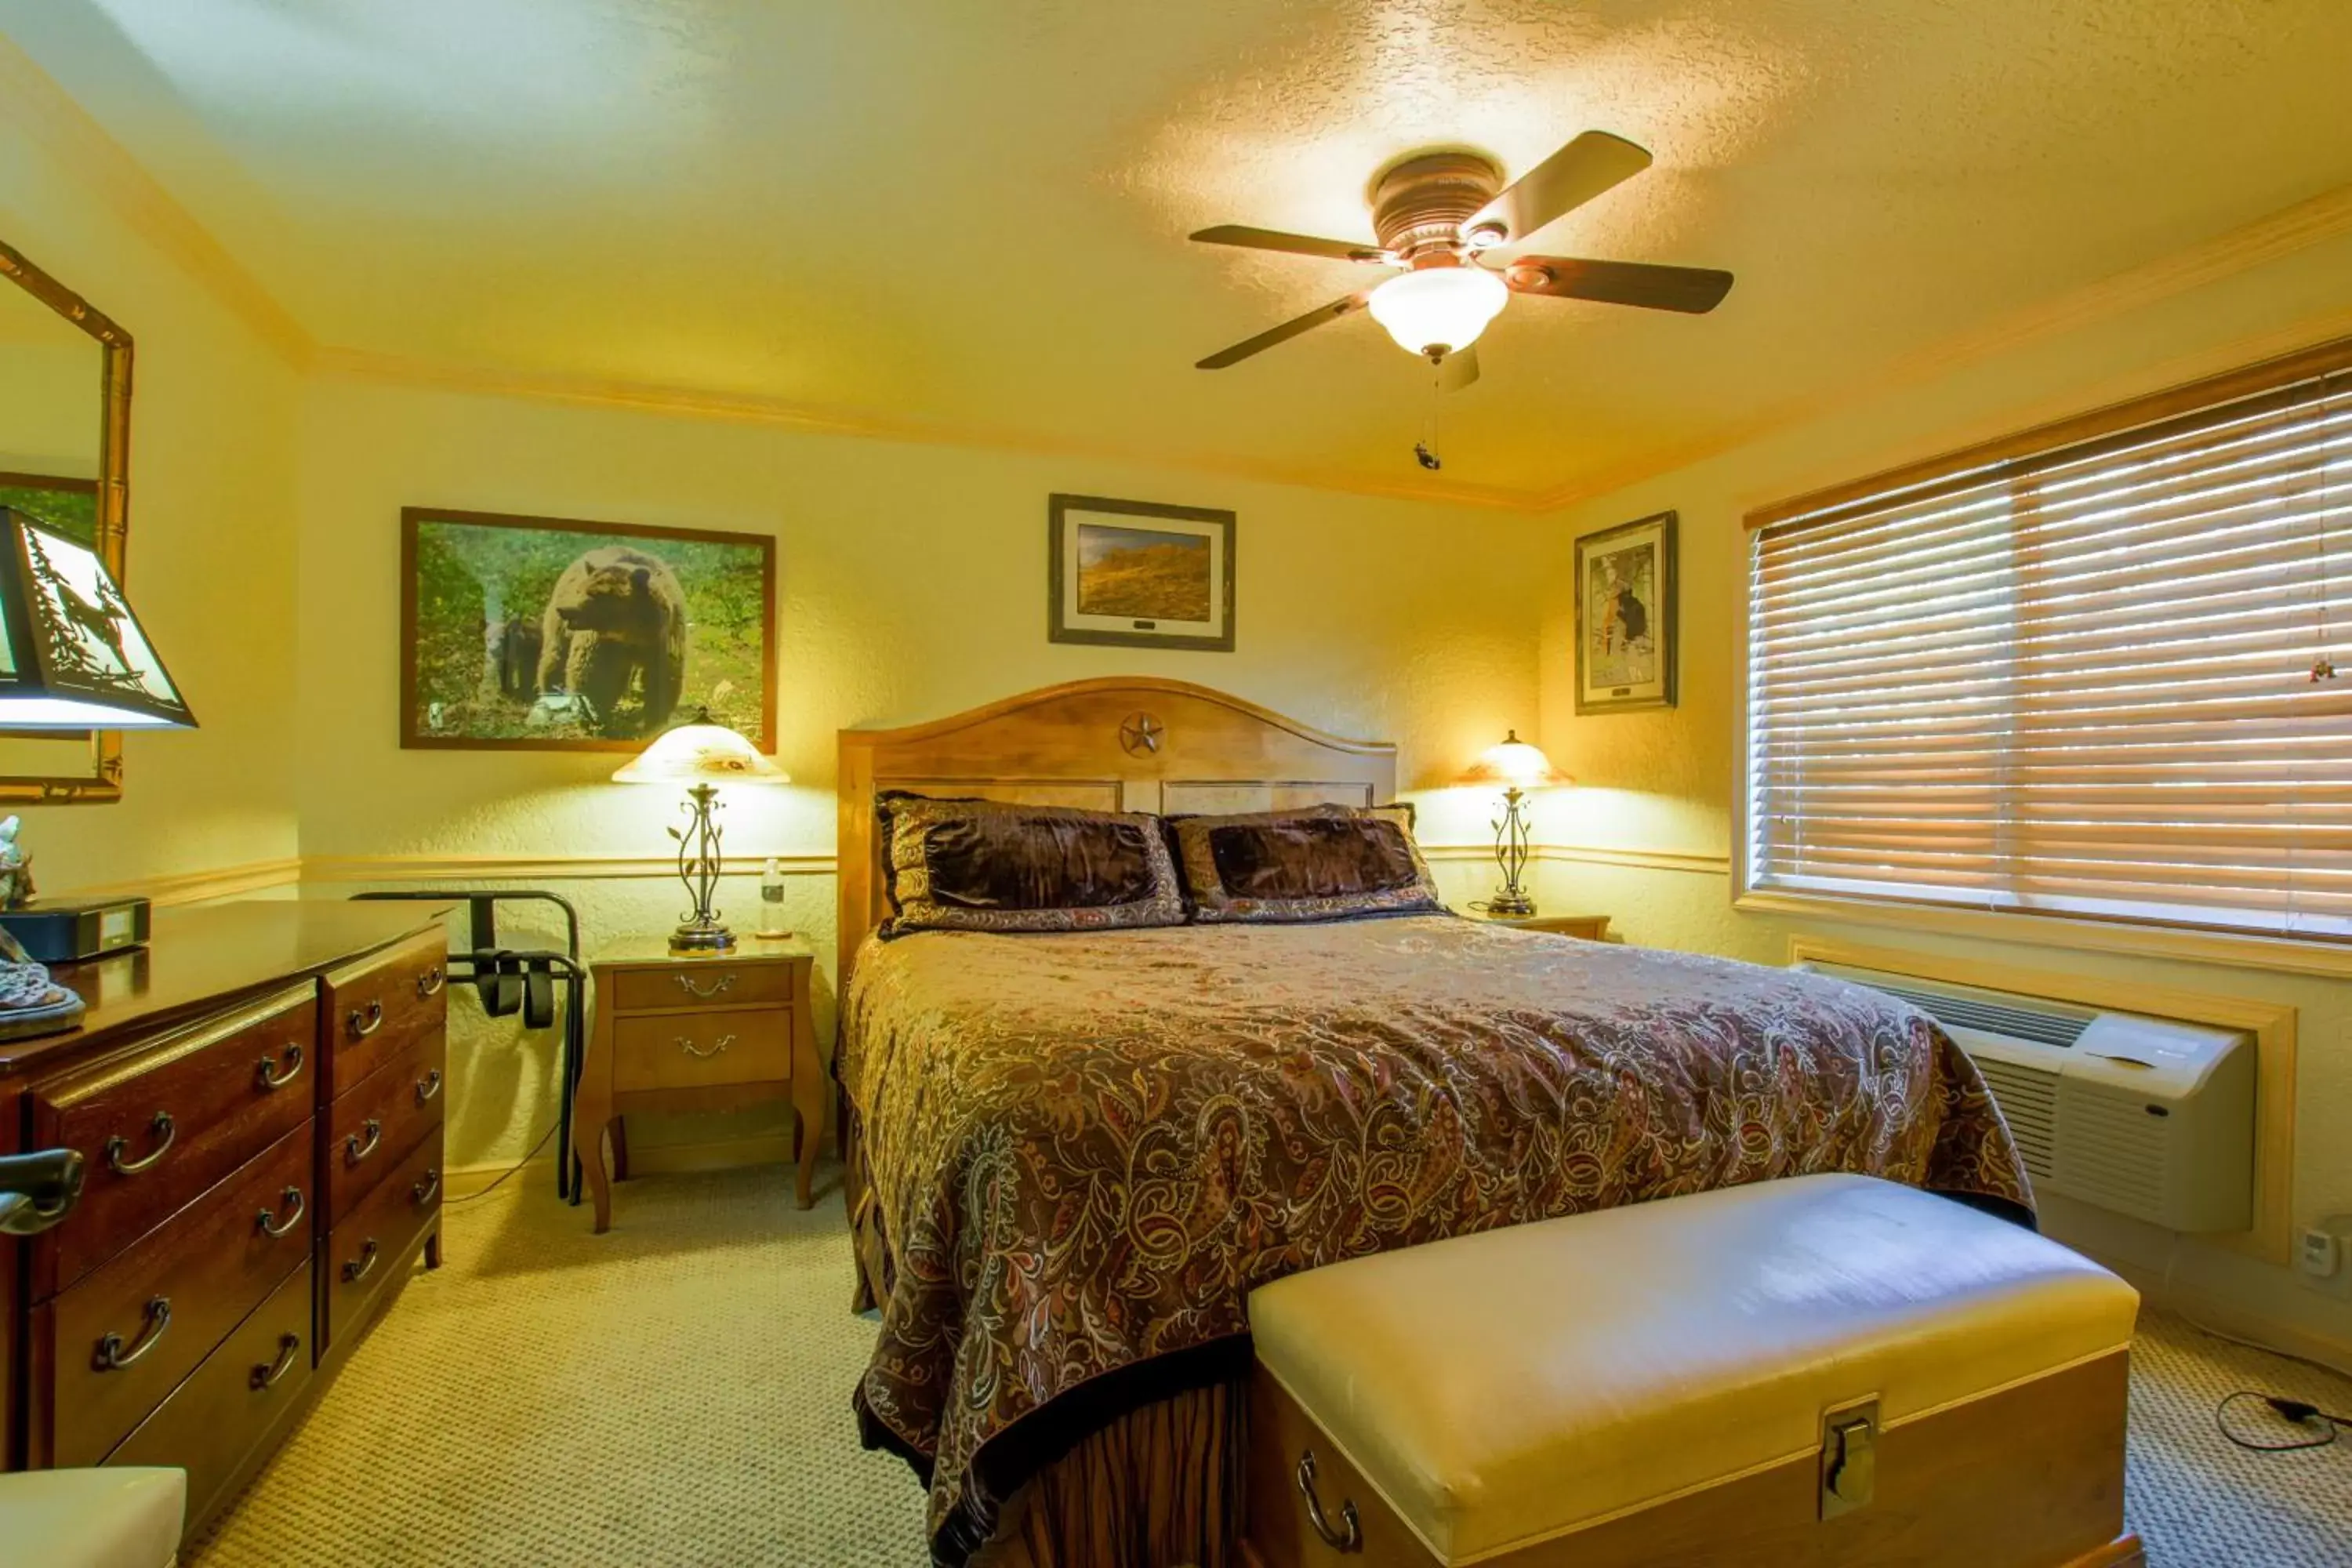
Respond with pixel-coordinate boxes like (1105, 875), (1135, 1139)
(1047, 493), (1235, 652)
(1573, 510), (1677, 713)
(400, 506), (775, 752)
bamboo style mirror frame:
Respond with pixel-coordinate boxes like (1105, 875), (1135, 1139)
(0, 236), (132, 803)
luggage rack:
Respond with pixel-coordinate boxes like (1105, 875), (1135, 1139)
(349, 890), (589, 1203)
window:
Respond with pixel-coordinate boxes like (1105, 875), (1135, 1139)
(1746, 342), (2352, 943)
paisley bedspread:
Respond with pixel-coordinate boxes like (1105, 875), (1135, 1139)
(841, 916), (2031, 1562)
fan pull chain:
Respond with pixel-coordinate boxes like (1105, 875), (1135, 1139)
(1415, 359), (1443, 470)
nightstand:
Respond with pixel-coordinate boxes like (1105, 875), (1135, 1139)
(1475, 912), (1612, 941)
(573, 936), (822, 1232)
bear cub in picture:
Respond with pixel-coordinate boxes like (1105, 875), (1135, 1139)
(534, 545), (688, 738)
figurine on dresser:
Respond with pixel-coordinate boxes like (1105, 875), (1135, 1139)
(0, 818), (82, 1040)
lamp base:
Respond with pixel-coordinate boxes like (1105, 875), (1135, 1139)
(667, 921), (737, 955)
(1483, 891), (1538, 917)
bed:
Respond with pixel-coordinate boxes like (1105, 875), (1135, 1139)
(834, 678), (2031, 1568)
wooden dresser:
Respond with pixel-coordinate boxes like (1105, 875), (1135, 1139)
(0, 898), (451, 1539)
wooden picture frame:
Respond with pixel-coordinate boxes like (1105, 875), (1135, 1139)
(399, 507), (777, 753)
(1573, 510), (1678, 713)
(1047, 493), (1236, 652)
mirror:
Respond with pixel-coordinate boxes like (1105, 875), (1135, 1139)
(0, 238), (131, 803)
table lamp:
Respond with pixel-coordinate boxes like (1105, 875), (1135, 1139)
(0, 507), (195, 731)
(1459, 731), (1568, 917)
(613, 710), (787, 953)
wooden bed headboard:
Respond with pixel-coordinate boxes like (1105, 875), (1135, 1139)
(837, 677), (1397, 980)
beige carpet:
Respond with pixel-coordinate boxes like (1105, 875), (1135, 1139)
(187, 1166), (2352, 1567)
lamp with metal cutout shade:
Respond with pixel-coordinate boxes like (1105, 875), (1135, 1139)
(614, 710), (787, 953)
(0, 508), (194, 730)
(1460, 731), (1568, 917)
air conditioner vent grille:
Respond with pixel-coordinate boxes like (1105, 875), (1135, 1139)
(1864, 983), (2092, 1049)
(1969, 1057), (2059, 1181)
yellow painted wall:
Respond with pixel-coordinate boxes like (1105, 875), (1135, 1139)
(0, 103), (302, 891)
(1534, 229), (2352, 1362)
(294, 377), (1542, 1171)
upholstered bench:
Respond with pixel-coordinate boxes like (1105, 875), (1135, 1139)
(1243, 1174), (2142, 1568)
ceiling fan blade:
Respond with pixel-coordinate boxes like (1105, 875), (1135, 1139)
(1440, 344), (1481, 393)
(1465, 131), (1653, 245)
(1190, 225), (1390, 264)
(1503, 256), (1733, 314)
(1195, 292), (1372, 369)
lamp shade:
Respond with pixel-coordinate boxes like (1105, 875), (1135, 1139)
(612, 713), (788, 786)
(1460, 730), (1568, 789)
(1367, 265), (1508, 357)
(0, 507), (194, 730)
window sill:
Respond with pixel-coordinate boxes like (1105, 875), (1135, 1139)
(1734, 887), (2352, 982)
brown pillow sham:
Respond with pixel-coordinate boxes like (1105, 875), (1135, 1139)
(1168, 803), (1446, 924)
(877, 792), (1187, 938)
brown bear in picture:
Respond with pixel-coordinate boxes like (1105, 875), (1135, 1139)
(535, 546), (688, 737)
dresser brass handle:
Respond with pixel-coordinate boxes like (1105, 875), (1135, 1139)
(347, 1000), (384, 1040)
(677, 1033), (735, 1060)
(343, 1240), (379, 1283)
(256, 1185), (307, 1239)
(673, 972), (736, 1000)
(93, 1296), (171, 1372)
(1296, 1450), (1361, 1554)
(412, 1169), (441, 1207)
(250, 1332), (300, 1391)
(415, 1068), (443, 1105)
(104, 1112), (175, 1175)
(256, 1044), (304, 1091)
(417, 965), (446, 999)
(344, 1120), (383, 1166)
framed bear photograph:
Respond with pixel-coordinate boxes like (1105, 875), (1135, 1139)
(398, 507), (775, 753)
(1573, 509), (1677, 714)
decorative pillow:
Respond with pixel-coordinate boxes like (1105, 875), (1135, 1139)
(1167, 803), (1446, 924)
(876, 792), (1187, 938)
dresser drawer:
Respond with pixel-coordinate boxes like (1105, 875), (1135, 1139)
(611, 960), (792, 1013)
(325, 1025), (446, 1225)
(321, 1124), (442, 1358)
(322, 928), (450, 1098)
(104, 1258), (314, 1530)
(37, 1121), (313, 1469)
(30, 985), (317, 1301)
(614, 1007), (790, 1093)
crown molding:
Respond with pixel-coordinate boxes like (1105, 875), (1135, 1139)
(0, 34), (314, 367)
(1531, 180), (2352, 517)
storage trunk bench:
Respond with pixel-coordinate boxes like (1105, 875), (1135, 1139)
(1244, 1174), (2142, 1568)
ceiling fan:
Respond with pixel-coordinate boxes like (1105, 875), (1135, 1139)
(1189, 131), (1732, 389)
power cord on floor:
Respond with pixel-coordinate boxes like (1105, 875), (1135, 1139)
(445, 1119), (561, 1206)
(2217, 1391), (2352, 1454)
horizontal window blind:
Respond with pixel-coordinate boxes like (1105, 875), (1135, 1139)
(1749, 361), (2352, 942)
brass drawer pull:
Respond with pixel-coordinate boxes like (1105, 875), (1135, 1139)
(678, 1033), (735, 1060)
(417, 964), (446, 999)
(412, 1168), (442, 1207)
(250, 1332), (300, 1391)
(93, 1296), (172, 1372)
(347, 1000), (384, 1040)
(256, 1043), (305, 1091)
(256, 1185), (307, 1239)
(343, 1239), (379, 1283)
(415, 1067), (444, 1105)
(104, 1112), (176, 1176)
(1296, 1450), (1361, 1554)
(673, 972), (736, 1000)
(345, 1119), (383, 1166)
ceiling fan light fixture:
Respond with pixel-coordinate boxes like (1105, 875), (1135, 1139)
(1367, 266), (1508, 358)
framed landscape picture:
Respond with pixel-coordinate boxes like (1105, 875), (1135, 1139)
(1573, 510), (1677, 713)
(400, 507), (775, 752)
(1047, 493), (1235, 652)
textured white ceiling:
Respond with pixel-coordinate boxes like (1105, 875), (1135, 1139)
(5, 0), (2350, 501)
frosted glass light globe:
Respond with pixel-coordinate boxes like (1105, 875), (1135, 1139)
(1367, 266), (1508, 357)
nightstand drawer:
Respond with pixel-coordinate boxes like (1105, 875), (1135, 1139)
(613, 1008), (789, 1092)
(611, 962), (793, 1013)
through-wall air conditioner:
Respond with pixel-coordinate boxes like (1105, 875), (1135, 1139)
(1799, 961), (2256, 1233)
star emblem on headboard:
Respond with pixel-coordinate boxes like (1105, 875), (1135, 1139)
(1119, 712), (1164, 756)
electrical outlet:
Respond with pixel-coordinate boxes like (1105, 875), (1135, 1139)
(2299, 1214), (2352, 1301)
